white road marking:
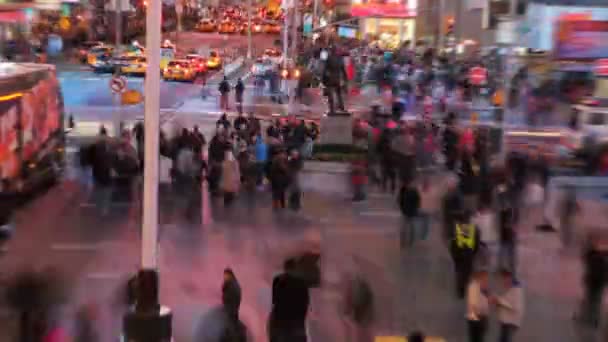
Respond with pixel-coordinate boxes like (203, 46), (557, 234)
(359, 210), (401, 218)
(51, 243), (102, 251)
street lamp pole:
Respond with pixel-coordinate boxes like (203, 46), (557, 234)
(247, 0), (252, 59)
(122, 0), (172, 339)
(115, 0), (122, 51)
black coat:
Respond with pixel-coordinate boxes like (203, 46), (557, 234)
(90, 140), (112, 186)
(398, 186), (420, 218)
(271, 273), (310, 323)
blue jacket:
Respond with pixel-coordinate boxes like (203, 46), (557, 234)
(255, 139), (268, 163)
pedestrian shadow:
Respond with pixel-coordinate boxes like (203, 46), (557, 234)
(192, 305), (251, 342)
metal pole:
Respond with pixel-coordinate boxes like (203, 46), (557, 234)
(437, 0), (445, 50)
(247, 0), (252, 59)
(282, 7), (289, 69)
(122, 0), (172, 338)
(142, 0), (161, 273)
(312, 0), (319, 30)
(291, 4), (298, 58)
(454, 0), (462, 46)
(176, 0), (181, 49)
(115, 0), (122, 52)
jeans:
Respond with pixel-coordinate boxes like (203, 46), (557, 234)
(499, 323), (517, 342)
(401, 214), (430, 247)
(94, 183), (112, 215)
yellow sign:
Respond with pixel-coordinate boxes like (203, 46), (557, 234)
(59, 17), (71, 31)
(493, 89), (504, 106)
(121, 89), (143, 105)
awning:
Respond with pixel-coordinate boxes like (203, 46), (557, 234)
(0, 11), (27, 24)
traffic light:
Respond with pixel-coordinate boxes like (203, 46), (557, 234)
(323, 0), (334, 7)
(281, 68), (301, 79)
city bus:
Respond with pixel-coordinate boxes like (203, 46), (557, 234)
(0, 63), (65, 201)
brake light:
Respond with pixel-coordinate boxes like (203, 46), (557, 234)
(200, 63), (204, 68)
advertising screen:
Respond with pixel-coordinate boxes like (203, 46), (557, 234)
(555, 20), (608, 60)
(338, 26), (357, 38)
(0, 103), (19, 179)
(351, 0), (416, 18)
(0, 69), (62, 180)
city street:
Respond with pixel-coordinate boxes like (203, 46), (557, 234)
(1, 162), (608, 341)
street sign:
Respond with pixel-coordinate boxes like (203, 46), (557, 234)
(595, 59), (608, 77)
(110, 76), (127, 93)
(469, 66), (487, 86)
(121, 89), (143, 105)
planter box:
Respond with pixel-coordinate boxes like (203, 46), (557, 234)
(301, 161), (351, 195)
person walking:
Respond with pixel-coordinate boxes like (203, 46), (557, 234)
(575, 233), (608, 328)
(492, 269), (524, 342)
(398, 181), (420, 248)
(450, 210), (481, 299)
(287, 149), (303, 211)
(219, 76), (231, 110)
(90, 127), (113, 216)
(253, 134), (268, 186)
(221, 150), (241, 207)
(270, 150), (290, 210)
(235, 77), (245, 114)
(222, 268), (242, 324)
(498, 207), (517, 276)
(466, 270), (490, 342)
(269, 259), (310, 342)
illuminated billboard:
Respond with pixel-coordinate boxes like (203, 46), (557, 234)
(351, 0), (416, 18)
(555, 20), (608, 60)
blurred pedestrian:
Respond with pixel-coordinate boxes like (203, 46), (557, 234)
(269, 259), (310, 342)
(270, 150), (290, 210)
(217, 113), (231, 132)
(221, 150), (240, 207)
(450, 210), (481, 299)
(498, 207), (517, 276)
(222, 268), (241, 324)
(466, 270), (490, 342)
(575, 233), (607, 328)
(492, 269), (524, 342)
(235, 77), (245, 113)
(219, 77), (231, 110)
(90, 127), (113, 216)
(287, 149), (303, 211)
(398, 180), (420, 248)
(253, 135), (268, 186)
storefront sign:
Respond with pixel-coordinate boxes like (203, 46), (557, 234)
(555, 20), (608, 60)
(351, 2), (416, 18)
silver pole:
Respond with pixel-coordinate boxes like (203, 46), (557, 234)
(115, 0), (122, 52)
(437, 0), (445, 50)
(291, 4), (298, 58)
(282, 7), (289, 69)
(312, 0), (319, 30)
(142, 0), (162, 270)
(247, 0), (252, 59)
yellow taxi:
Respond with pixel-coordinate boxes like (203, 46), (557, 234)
(263, 21), (281, 34)
(86, 46), (114, 66)
(218, 19), (238, 33)
(163, 60), (198, 82)
(197, 19), (217, 32)
(120, 56), (147, 76)
(207, 51), (222, 69)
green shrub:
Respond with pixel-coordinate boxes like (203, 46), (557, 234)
(311, 144), (367, 162)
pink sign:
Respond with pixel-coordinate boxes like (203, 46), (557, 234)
(350, 3), (416, 18)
